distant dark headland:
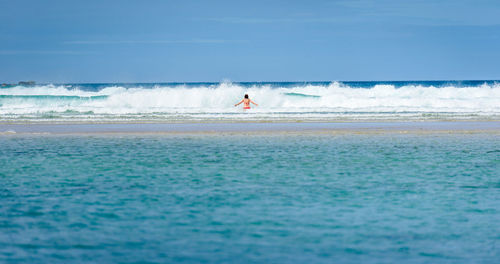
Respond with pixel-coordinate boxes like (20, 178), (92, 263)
(1, 81), (36, 87)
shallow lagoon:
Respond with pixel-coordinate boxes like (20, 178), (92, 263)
(1, 133), (499, 263)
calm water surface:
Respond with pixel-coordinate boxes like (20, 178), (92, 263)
(1, 134), (499, 263)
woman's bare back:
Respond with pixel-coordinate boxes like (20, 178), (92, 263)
(235, 95), (258, 109)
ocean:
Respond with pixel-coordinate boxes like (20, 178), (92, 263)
(1, 81), (499, 263)
(1, 134), (499, 263)
(1, 80), (499, 123)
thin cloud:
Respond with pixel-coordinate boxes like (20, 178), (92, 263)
(0, 50), (93, 55)
(207, 17), (296, 24)
(331, 0), (500, 26)
(206, 2), (500, 27)
(206, 17), (350, 24)
(64, 39), (244, 45)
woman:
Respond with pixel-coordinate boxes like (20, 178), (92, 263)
(234, 94), (258, 110)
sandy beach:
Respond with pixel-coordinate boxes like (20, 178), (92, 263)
(1, 121), (499, 135)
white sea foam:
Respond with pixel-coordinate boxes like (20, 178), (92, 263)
(1, 82), (499, 122)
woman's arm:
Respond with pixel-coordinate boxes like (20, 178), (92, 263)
(234, 99), (244, 106)
(250, 100), (258, 106)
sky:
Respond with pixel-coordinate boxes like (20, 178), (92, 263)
(1, 0), (500, 83)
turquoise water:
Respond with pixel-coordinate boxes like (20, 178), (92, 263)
(1, 134), (499, 263)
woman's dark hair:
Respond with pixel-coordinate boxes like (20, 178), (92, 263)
(244, 94), (249, 99)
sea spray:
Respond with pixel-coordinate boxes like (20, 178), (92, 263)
(1, 81), (499, 122)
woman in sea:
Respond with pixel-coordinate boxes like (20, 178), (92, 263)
(234, 94), (258, 110)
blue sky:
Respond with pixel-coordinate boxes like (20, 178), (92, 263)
(1, 0), (500, 83)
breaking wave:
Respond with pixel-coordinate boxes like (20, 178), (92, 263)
(1, 81), (499, 122)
